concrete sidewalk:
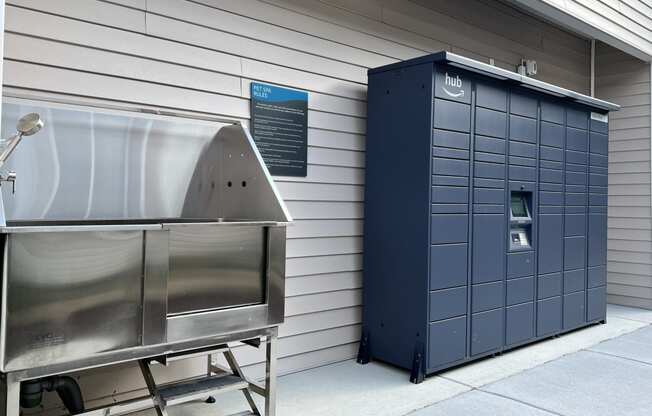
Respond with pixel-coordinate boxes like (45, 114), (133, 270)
(141, 304), (652, 416)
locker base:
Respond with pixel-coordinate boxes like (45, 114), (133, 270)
(409, 342), (426, 384)
(356, 331), (371, 365)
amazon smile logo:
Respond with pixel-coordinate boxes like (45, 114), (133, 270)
(443, 72), (465, 98)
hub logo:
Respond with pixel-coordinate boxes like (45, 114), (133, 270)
(443, 72), (465, 99)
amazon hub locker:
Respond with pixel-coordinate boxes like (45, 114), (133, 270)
(358, 52), (618, 383)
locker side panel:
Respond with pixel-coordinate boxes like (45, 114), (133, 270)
(362, 63), (434, 370)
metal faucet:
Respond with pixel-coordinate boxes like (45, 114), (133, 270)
(1, 171), (16, 194)
(0, 113), (44, 193)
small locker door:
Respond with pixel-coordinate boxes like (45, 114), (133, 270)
(471, 79), (507, 356)
(563, 107), (589, 330)
(505, 90), (537, 346)
(429, 65), (472, 369)
(537, 100), (565, 336)
(587, 113), (609, 322)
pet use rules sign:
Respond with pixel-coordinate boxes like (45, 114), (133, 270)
(250, 82), (308, 177)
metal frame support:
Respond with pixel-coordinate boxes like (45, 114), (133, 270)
(1, 372), (21, 416)
(222, 350), (260, 414)
(205, 354), (216, 404)
(0, 330), (280, 416)
(591, 39), (596, 97)
(138, 360), (167, 416)
(144, 329), (278, 416)
(265, 331), (278, 416)
(207, 330), (279, 416)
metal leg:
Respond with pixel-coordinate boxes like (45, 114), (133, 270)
(265, 332), (278, 416)
(409, 341), (425, 384)
(1, 373), (21, 416)
(138, 360), (168, 416)
(224, 349), (260, 415)
(356, 330), (371, 364)
(205, 354), (217, 404)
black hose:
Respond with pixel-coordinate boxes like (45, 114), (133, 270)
(20, 379), (43, 409)
(43, 376), (85, 415)
(21, 376), (84, 414)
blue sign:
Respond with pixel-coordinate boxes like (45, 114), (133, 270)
(250, 82), (308, 177)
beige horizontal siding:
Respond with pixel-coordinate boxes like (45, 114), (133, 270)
(510, 0), (652, 61)
(4, 0), (592, 413)
(596, 41), (652, 310)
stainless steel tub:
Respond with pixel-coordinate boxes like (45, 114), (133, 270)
(0, 98), (291, 409)
(1, 221), (287, 375)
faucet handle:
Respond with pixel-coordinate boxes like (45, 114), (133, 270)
(1, 171), (16, 194)
(7, 171), (16, 194)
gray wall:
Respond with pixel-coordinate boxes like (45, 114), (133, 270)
(596, 42), (652, 309)
(3, 0), (593, 412)
(510, 0), (652, 61)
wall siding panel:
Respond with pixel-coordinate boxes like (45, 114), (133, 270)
(509, 0), (652, 60)
(596, 41), (652, 310)
(3, 0), (594, 413)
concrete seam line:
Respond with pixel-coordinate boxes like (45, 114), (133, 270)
(401, 381), (472, 416)
(607, 315), (652, 324)
(585, 347), (652, 368)
(475, 389), (565, 416)
(415, 375), (564, 416)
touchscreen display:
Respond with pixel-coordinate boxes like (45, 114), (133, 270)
(511, 194), (528, 218)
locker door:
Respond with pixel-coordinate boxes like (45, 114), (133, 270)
(471, 308), (503, 355)
(506, 302), (535, 345)
(473, 214), (505, 284)
(588, 213), (607, 268)
(563, 291), (586, 329)
(538, 214), (563, 274)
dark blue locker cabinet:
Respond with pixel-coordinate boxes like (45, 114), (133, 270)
(358, 52), (618, 383)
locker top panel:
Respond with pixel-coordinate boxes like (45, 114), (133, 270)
(368, 51), (619, 113)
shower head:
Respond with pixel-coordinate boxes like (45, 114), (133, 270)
(16, 113), (43, 137)
(0, 112), (45, 167)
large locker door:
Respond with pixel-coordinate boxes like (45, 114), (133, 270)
(587, 213), (607, 268)
(472, 215), (506, 282)
(538, 214), (563, 273)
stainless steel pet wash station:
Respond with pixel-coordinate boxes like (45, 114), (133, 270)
(0, 98), (292, 416)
